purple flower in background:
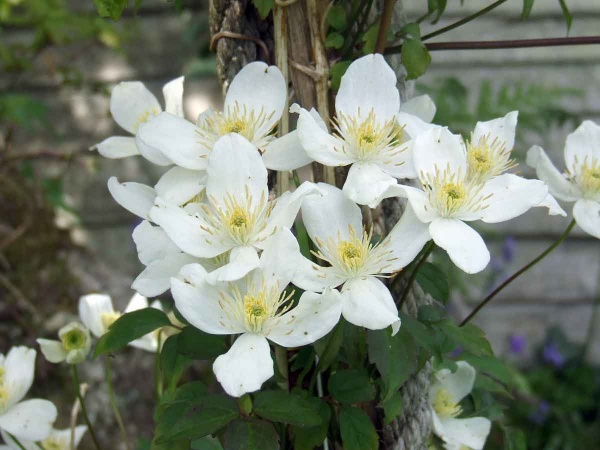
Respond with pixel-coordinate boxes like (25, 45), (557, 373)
(502, 236), (517, 262)
(530, 400), (551, 425)
(542, 342), (565, 368)
(508, 334), (527, 355)
(449, 346), (463, 358)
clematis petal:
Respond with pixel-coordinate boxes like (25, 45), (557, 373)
(107, 177), (156, 220)
(535, 193), (567, 217)
(155, 167), (206, 206)
(292, 254), (345, 292)
(255, 229), (302, 289)
(342, 162), (397, 208)
(206, 134), (268, 205)
(301, 183), (362, 244)
(132, 253), (198, 297)
(110, 81), (161, 134)
(434, 361), (476, 403)
(383, 205), (431, 272)
(573, 198), (600, 239)
(123, 292), (150, 313)
(150, 199), (232, 258)
(0, 430), (37, 450)
(163, 76), (185, 118)
(564, 120), (600, 171)
(137, 112), (208, 170)
(213, 333), (274, 397)
(78, 294), (114, 338)
(205, 246), (260, 285)
(93, 136), (139, 159)
(132, 220), (181, 266)
(171, 264), (244, 334)
(36, 340), (67, 364)
(396, 112), (438, 140)
(336, 54), (399, 123)
(267, 289), (342, 347)
(472, 111), (518, 152)
(399, 95), (436, 123)
(372, 143), (416, 180)
(3, 347), (36, 405)
(478, 174), (548, 223)
(341, 277), (399, 332)
(0, 399), (57, 442)
(383, 184), (438, 223)
(413, 127), (467, 177)
(437, 417), (491, 450)
(261, 131), (313, 170)
(526, 145), (581, 202)
(429, 218), (490, 274)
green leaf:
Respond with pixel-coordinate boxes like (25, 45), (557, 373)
(175, 326), (228, 360)
(155, 395), (238, 442)
(160, 335), (190, 391)
(398, 312), (441, 359)
(328, 369), (375, 404)
(367, 327), (417, 402)
(381, 391), (403, 425)
(339, 407), (378, 450)
(223, 419), (279, 450)
(558, 0), (572, 32)
(191, 436), (224, 450)
(325, 32), (344, 49)
(313, 320), (344, 374)
(327, 5), (347, 30)
(295, 221), (312, 260)
(93, 0), (128, 20)
(253, 0), (274, 19)
(521, 0), (535, 20)
(330, 60), (352, 91)
(361, 23), (380, 55)
(291, 397), (331, 450)
(94, 308), (171, 356)
(253, 391), (323, 427)
(503, 426), (527, 450)
(427, 0), (448, 23)
(402, 37), (431, 80)
(415, 262), (449, 304)
(438, 321), (494, 357)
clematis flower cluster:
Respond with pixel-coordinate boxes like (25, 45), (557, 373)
(84, 51), (595, 403)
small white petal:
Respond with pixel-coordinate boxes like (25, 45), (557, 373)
(78, 294), (114, 338)
(437, 417), (491, 450)
(473, 111), (518, 152)
(135, 133), (173, 166)
(573, 198), (600, 239)
(399, 95), (436, 123)
(3, 347), (36, 405)
(396, 112), (439, 140)
(261, 130), (313, 170)
(132, 221), (181, 266)
(383, 205), (431, 272)
(36, 340), (67, 364)
(413, 127), (467, 177)
(124, 292), (150, 313)
(535, 193), (567, 217)
(155, 166), (206, 206)
(132, 253), (198, 297)
(342, 162), (397, 208)
(92, 136), (139, 159)
(433, 361), (476, 403)
(110, 81), (160, 134)
(267, 289), (342, 347)
(163, 76), (185, 118)
(107, 177), (156, 220)
(429, 218), (490, 274)
(213, 333), (274, 397)
(526, 145), (580, 202)
(341, 277), (399, 331)
(256, 229), (301, 288)
(205, 246), (260, 285)
(564, 120), (600, 172)
(383, 184), (438, 223)
(0, 399), (57, 442)
(292, 255), (345, 293)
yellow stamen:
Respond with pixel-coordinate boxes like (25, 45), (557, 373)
(60, 328), (87, 351)
(466, 133), (515, 182)
(100, 311), (122, 331)
(433, 388), (462, 418)
(41, 437), (65, 450)
(568, 156), (600, 198)
(132, 107), (161, 133)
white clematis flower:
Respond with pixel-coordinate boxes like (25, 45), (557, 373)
(78, 292), (164, 352)
(293, 53), (437, 207)
(150, 133), (321, 285)
(292, 184), (430, 334)
(527, 120), (600, 239)
(429, 362), (491, 450)
(387, 126), (550, 274)
(137, 62), (312, 171)
(1, 426), (87, 450)
(170, 230), (342, 397)
(92, 77), (184, 164)
(37, 322), (91, 365)
(0, 347), (57, 441)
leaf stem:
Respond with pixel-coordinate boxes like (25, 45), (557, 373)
(105, 357), (131, 450)
(71, 365), (103, 450)
(154, 332), (163, 399)
(275, 345), (289, 390)
(397, 241), (435, 309)
(374, 0), (396, 54)
(460, 219), (576, 326)
(7, 434), (27, 450)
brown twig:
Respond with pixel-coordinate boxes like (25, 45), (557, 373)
(210, 31), (272, 65)
(1, 149), (75, 163)
(374, 0), (396, 54)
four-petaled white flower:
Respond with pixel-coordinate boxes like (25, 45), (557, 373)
(137, 62), (312, 171)
(150, 133), (321, 285)
(294, 53), (437, 207)
(171, 230), (342, 397)
(78, 292), (164, 352)
(429, 362), (491, 450)
(1, 426), (87, 450)
(292, 184), (430, 333)
(388, 126), (552, 273)
(37, 322), (92, 365)
(0, 347), (57, 442)
(527, 120), (600, 239)
(92, 77), (184, 164)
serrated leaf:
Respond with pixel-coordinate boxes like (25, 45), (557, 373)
(253, 391), (323, 427)
(175, 326), (228, 360)
(327, 5), (347, 30)
(328, 369), (375, 404)
(94, 308), (171, 356)
(223, 419), (279, 450)
(339, 407), (378, 450)
(253, 0), (274, 19)
(415, 262), (449, 303)
(291, 397), (331, 450)
(330, 60), (352, 91)
(381, 391), (403, 425)
(325, 32), (344, 49)
(558, 0), (572, 32)
(402, 37), (431, 80)
(521, 0), (535, 20)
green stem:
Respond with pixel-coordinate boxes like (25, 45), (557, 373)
(105, 357), (132, 450)
(292, 170), (301, 188)
(72, 365), (103, 450)
(154, 332), (163, 400)
(397, 241), (435, 309)
(35, 443), (44, 450)
(7, 434), (27, 450)
(275, 345), (289, 390)
(460, 219), (576, 326)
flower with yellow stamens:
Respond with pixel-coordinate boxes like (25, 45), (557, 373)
(1, 425), (88, 450)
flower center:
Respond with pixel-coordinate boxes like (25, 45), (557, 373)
(61, 328), (88, 351)
(0, 367), (7, 411)
(100, 311), (122, 332)
(466, 134), (515, 182)
(41, 437), (65, 450)
(433, 388), (462, 418)
(244, 293), (269, 331)
(576, 157), (600, 197)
